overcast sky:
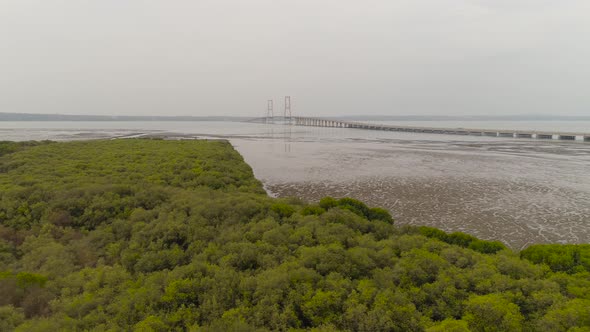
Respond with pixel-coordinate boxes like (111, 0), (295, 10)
(1, 0), (589, 117)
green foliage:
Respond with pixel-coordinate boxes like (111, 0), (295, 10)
(318, 196), (394, 224)
(15, 272), (48, 289)
(0, 141), (53, 158)
(469, 239), (507, 254)
(521, 244), (590, 273)
(318, 197), (337, 210)
(301, 205), (325, 216)
(336, 197), (370, 217)
(418, 226), (507, 254)
(536, 299), (590, 332)
(0, 140), (587, 331)
(270, 202), (296, 219)
(426, 318), (470, 332)
(0, 305), (25, 331)
(463, 293), (524, 332)
(133, 315), (168, 332)
(367, 207), (394, 224)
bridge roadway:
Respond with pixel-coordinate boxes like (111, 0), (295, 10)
(284, 116), (590, 142)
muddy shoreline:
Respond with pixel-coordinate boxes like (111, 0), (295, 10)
(232, 137), (590, 250)
(266, 177), (589, 250)
(1, 123), (588, 250)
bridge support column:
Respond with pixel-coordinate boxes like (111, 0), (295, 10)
(288, 118), (587, 142)
(536, 134), (553, 139)
(559, 135), (576, 141)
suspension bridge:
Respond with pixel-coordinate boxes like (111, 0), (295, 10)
(245, 115), (590, 142)
(246, 97), (590, 142)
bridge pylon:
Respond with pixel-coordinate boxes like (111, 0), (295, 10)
(266, 100), (274, 124)
(284, 96), (292, 124)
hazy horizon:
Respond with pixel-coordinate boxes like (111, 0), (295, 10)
(2, 1), (589, 117)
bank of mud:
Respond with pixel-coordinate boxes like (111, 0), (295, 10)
(233, 137), (590, 250)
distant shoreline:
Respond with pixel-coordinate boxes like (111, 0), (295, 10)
(1, 112), (589, 122)
(0, 113), (251, 122)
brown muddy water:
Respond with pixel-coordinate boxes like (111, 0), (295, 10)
(2, 121), (589, 249)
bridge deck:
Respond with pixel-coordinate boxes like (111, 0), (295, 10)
(247, 116), (590, 142)
(247, 116), (589, 142)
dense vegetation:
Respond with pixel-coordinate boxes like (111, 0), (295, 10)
(0, 140), (588, 331)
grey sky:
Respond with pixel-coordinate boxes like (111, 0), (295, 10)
(1, 0), (589, 117)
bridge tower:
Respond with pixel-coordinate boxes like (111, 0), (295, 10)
(284, 96), (291, 124)
(266, 100), (274, 124)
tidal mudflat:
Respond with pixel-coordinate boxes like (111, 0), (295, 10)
(233, 133), (590, 250)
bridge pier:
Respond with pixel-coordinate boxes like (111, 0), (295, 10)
(287, 117), (587, 142)
(536, 134), (553, 140)
(558, 135), (576, 141)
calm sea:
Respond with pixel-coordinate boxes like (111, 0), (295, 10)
(0, 120), (589, 141)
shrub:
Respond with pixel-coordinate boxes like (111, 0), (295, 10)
(270, 203), (295, 219)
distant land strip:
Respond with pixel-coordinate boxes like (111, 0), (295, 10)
(0, 112), (251, 122)
(1, 112), (590, 122)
